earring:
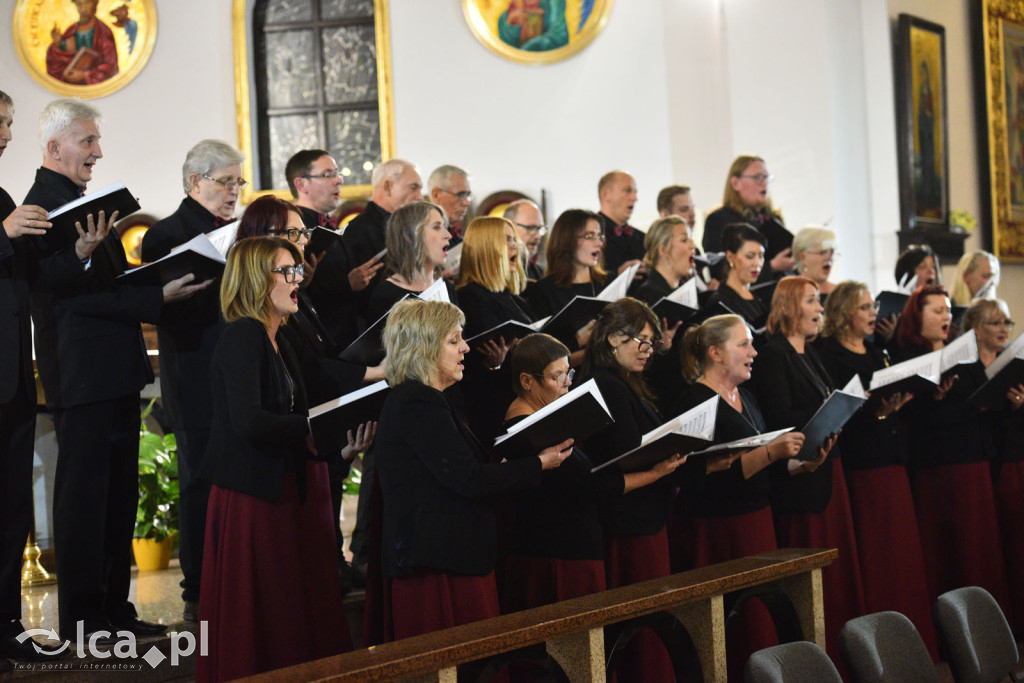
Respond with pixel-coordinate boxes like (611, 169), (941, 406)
(611, 346), (618, 355)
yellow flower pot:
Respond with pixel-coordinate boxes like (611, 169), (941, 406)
(132, 537), (174, 572)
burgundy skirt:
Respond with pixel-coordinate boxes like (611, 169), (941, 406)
(845, 466), (938, 660)
(387, 571), (500, 641)
(603, 529), (674, 683)
(197, 462), (352, 683)
(995, 461), (1024, 634)
(912, 462), (1013, 626)
(774, 463), (866, 671)
(500, 554), (606, 614)
(682, 508), (779, 683)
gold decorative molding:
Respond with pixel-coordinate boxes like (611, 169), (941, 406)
(232, 0), (396, 205)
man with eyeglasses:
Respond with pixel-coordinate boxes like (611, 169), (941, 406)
(427, 165), (472, 244)
(504, 198), (546, 281)
(596, 170), (646, 276)
(26, 100), (210, 641)
(141, 139), (244, 623)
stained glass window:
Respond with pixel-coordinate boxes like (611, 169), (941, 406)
(254, 0), (382, 190)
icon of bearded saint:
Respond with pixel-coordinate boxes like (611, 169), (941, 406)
(46, 0), (120, 85)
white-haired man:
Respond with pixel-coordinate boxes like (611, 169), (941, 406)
(25, 99), (208, 641)
(427, 164), (471, 244)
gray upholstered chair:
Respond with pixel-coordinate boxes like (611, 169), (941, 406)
(933, 586), (1020, 683)
(839, 611), (938, 683)
(744, 641), (843, 683)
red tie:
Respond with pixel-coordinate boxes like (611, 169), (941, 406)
(319, 214), (340, 229)
(614, 223), (633, 237)
(212, 216), (232, 228)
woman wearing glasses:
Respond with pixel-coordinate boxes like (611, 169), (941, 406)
(198, 237), (353, 682)
(524, 209), (607, 363)
(702, 155), (794, 282)
(815, 281), (937, 658)
(577, 298), (692, 682)
(501, 333), (685, 615)
(367, 201), (457, 322)
(891, 286), (1012, 619)
(792, 226), (838, 298)
(962, 299), (1024, 632)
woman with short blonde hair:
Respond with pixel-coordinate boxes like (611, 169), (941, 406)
(792, 226), (837, 296)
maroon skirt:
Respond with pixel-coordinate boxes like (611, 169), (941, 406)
(387, 571), (500, 641)
(682, 508), (779, 682)
(197, 462), (352, 683)
(993, 461), (1024, 633)
(845, 466), (938, 660)
(603, 529), (674, 683)
(912, 462), (1013, 626)
(500, 554), (606, 614)
(774, 463), (866, 671)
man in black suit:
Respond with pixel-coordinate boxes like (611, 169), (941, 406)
(27, 98), (208, 640)
(140, 139), (240, 623)
(0, 90), (84, 662)
(596, 170), (645, 276)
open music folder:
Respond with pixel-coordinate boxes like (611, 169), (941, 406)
(117, 232), (225, 286)
(308, 381), (389, 455)
(45, 182), (141, 251)
(494, 378), (613, 456)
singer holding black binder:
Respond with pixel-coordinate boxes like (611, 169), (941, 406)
(674, 313), (805, 681)
(374, 300), (571, 641)
(198, 237), (354, 682)
(815, 281), (938, 658)
(500, 333), (684, 614)
(891, 285), (1013, 619)
(746, 276), (858, 669)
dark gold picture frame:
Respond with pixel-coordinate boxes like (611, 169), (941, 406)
(981, 0), (1024, 260)
(12, 0), (157, 98)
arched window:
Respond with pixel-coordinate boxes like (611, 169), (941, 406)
(233, 0), (394, 200)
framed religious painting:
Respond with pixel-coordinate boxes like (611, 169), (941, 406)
(12, 0), (157, 98)
(980, 0), (1024, 261)
(462, 0), (614, 65)
(895, 14), (950, 233)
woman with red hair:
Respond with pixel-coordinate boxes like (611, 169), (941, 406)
(747, 275), (862, 670)
(892, 285), (1012, 623)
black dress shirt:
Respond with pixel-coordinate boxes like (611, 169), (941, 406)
(597, 212), (646, 276)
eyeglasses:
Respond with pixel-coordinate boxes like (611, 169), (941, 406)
(301, 169), (342, 180)
(515, 222), (547, 236)
(439, 188), (473, 201)
(532, 368), (575, 386)
(739, 173), (774, 183)
(631, 336), (663, 354)
(271, 264), (305, 283)
(201, 174), (248, 190)
(857, 302), (880, 312)
(806, 249), (838, 258)
(984, 320), (1016, 330)
(579, 231), (606, 242)
(273, 227), (311, 242)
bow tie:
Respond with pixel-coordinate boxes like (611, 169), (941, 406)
(212, 216), (233, 228)
(754, 209), (772, 225)
(76, 186), (86, 198)
(319, 214), (340, 229)
(613, 223), (633, 237)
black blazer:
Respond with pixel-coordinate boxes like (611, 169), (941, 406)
(304, 207), (360, 347)
(25, 167), (163, 409)
(140, 197), (225, 431)
(597, 212), (645, 276)
(747, 333), (837, 513)
(202, 317), (313, 502)
(375, 381), (542, 577)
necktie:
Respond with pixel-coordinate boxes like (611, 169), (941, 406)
(212, 216), (232, 228)
(318, 214), (340, 229)
(613, 223), (633, 237)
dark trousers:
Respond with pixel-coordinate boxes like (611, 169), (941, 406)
(0, 371), (35, 624)
(175, 427), (210, 604)
(53, 395), (140, 636)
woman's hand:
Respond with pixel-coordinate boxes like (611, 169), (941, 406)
(660, 318), (683, 352)
(793, 432), (838, 475)
(537, 438), (574, 470)
(770, 247), (795, 273)
(1006, 383), (1024, 411)
(874, 313), (898, 344)
(364, 358), (387, 383)
(876, 391), (912, 418)
(706, 451), (740, 473)
(340, 421), (377, 462)
(934, 375), (956, 401)
(768, 431), (805, 460)
(576, 319), (596, 349)
(651, 452), (687, 478)
(478, 337), (515, 369)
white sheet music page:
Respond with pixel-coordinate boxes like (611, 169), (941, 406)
(640, 395), (717, 445)
(666, 277), (699, 308)
(418, 277), (450, 303)
(206, 220), (240, 257)
(985, 332), (1024, 379)
(869, 350), (941, 390)
(842, 374), (867, 399)
(597, 262), (640, 302)
(940, 329), (979, 375)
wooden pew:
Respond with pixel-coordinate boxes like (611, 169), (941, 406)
(241, 547), (837, 683)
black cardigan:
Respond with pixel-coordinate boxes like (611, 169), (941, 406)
(747, 333), (838, 514)
(202, 317), (313, 502)
(376, 381), (543, 577)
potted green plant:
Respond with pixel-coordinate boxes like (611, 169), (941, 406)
(132, 398), (180, 571)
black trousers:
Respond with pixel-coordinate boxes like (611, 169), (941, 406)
(53, 395), (139, 636)
(0, 370), (34, 625)
(174, 426), (210, 604)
